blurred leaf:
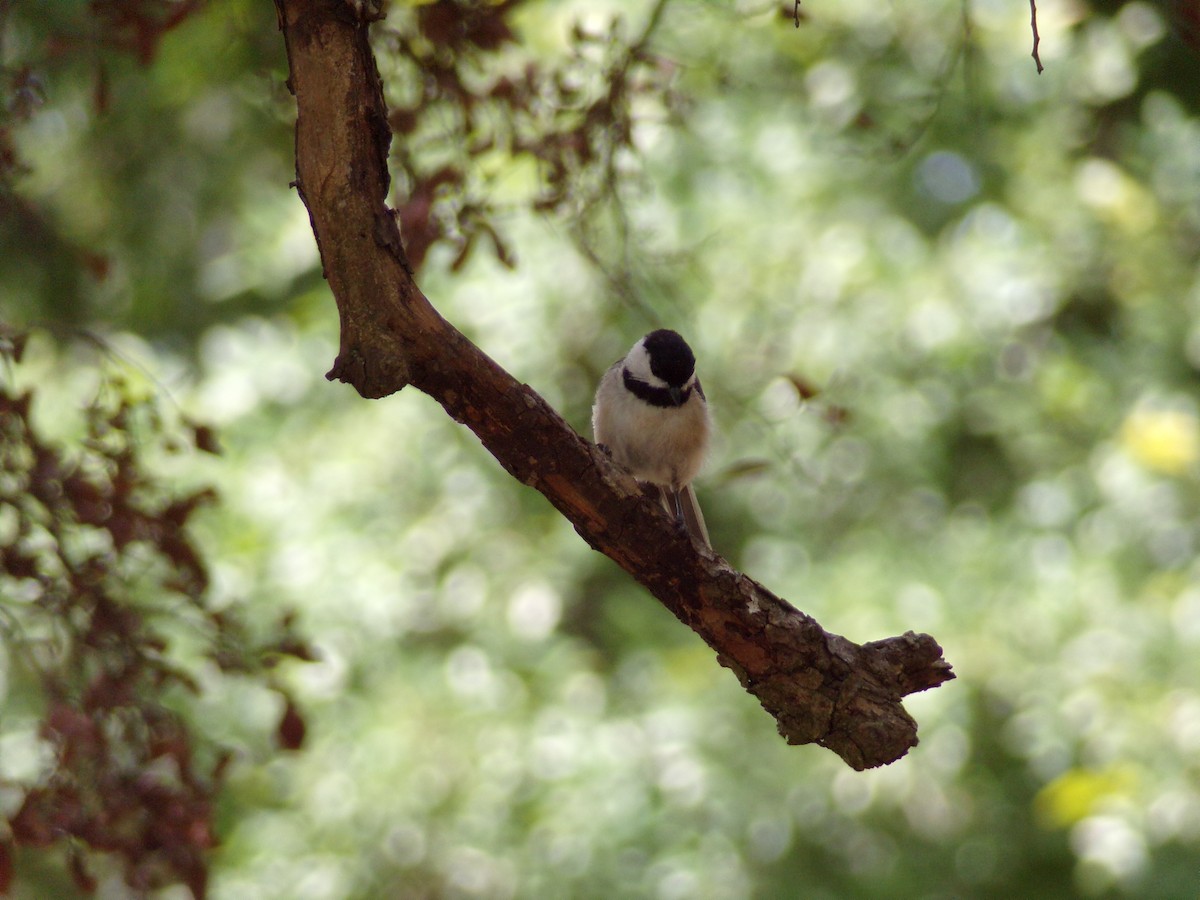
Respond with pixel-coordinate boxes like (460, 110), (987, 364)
(1120, 407), (1199, 476)
(1035, 766), (1141, 829)
(276, 696), (307, 751)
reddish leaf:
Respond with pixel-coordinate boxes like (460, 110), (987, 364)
(449, 234), (475, 272)
(0, 840), (12, 893)
(82, 250), (112, 280)
(481, 221), (516, 269)
(63, 471), (111, 525)
(273, 636), (319, 663)
(211, 751), (234, 783)
(10, 792), (55, 847)
(1, 545), (39, 579)
(3, 330), (29, 363)
(418, 2), (459, 45)
(190, 423), (220, 454)
(465, 14), (514, 51)
(784, 373), (819, 400)
(162, 489), (216, 527)
(185, 859), (209, 900)
(43, 703), (98, 744)
(824, 404), (851, 427)
(276, 697), (307, 751)
(388, 107), (418, 135)
(68, 846), (98, 893)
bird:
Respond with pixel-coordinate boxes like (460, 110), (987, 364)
(592, 329), (711, 546)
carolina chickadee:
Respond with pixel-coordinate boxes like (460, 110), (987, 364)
(592, 329), (711, 546)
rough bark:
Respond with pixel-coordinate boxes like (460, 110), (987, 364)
(274, 0), (954, 770)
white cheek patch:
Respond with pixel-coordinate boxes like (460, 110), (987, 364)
(627, 343), (670, 389)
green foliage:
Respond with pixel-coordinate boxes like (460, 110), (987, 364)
(0, 0), (294, 340)
(3, 0), (1200, 898)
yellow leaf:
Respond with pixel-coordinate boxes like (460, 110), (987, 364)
(1034, 765), (1139, 829)
(1120, 408), (1199, 475)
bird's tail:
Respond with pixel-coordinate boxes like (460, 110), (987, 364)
(660, 484), (710, 548)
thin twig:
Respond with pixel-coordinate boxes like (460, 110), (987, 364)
(1029, 0), (1044, 74)
(629, 0), (672, 58)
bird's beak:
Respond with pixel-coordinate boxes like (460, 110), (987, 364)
(669, 386), (683, 406)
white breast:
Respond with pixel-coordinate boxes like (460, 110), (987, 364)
(592, 364), (710, 490)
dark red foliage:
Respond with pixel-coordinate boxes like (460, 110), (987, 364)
(0, 329), (316, 897)
(418, 0), (519, 51)
(1176, 0), (1200, 51)
(0, 841), (13, 894)
(89, 0), (209, 65)
(380, 0), (679, 272)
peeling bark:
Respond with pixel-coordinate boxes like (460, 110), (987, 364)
(274, 0), (953, 770)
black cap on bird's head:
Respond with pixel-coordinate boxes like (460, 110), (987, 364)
(641, 329), (696, 388)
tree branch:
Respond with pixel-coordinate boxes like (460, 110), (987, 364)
(273, 0), (953, 770)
